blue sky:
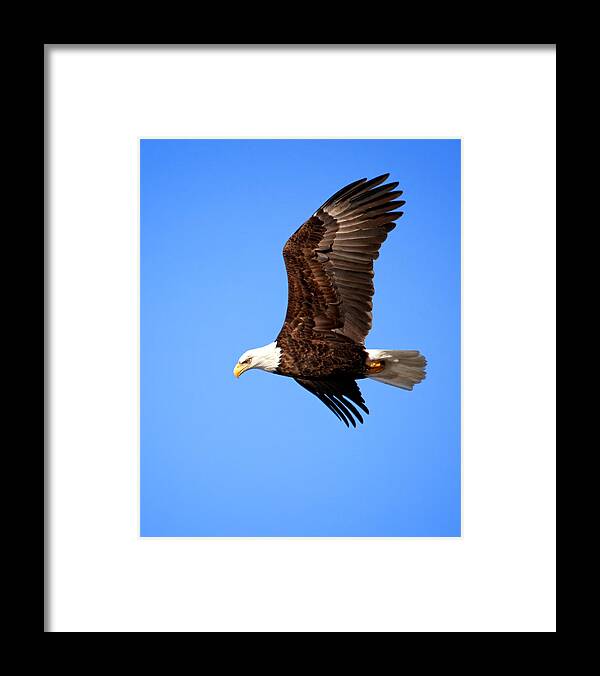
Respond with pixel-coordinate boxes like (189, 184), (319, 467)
(140, 139), (460, 537)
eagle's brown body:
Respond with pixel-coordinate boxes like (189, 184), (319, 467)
(276, 332), (369, 380)
(234, 173), (426, 427)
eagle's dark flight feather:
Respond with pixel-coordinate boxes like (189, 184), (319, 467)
(294, 377), (369, 428)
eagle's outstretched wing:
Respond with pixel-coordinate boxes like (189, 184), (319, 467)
(280, 174), (404, 345)
(294, 376), (369, 428)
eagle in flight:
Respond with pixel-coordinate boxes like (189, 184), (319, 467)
(233, 174), (426, 427)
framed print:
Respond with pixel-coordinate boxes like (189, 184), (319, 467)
(46, 45), (555, 632)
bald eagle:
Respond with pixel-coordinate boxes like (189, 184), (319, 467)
(233, 174), (426, 427)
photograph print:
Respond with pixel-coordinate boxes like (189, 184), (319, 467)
(140, 139), (461, 537)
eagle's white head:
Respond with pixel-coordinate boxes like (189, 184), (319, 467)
(233, 341), (282, 378)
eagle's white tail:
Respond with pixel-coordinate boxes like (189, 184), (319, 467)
(366, 349), (427, 390)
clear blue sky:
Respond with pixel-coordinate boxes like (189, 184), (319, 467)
(141, 139), (460, 537)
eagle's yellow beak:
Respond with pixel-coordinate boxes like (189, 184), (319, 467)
(233, 362), (249, 378)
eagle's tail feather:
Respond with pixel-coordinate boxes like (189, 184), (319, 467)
(366, 349), (426, 390)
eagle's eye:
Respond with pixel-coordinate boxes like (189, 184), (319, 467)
(241, 357), (252, 365)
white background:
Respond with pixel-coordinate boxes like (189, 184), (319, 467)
(47, 46), (556, 632)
